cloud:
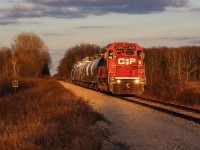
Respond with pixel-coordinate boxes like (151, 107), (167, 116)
(29, 0), (190, 15)
(166, 36), (200, 43)
(140, 36), (200, 46)
(0, 0), (190, 22)
(42, 33), (63, 36)
(0, 20), (20, 25)
(190, 7), (200, 13)
(73, 25), (114, 29)
(187, 37), (200, 45)
(0, 19), (40, 26)
(1, 4), (44, 19)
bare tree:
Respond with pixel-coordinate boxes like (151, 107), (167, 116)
(12, 32), (51, 77)
(166, 49), (183, 82)
(145, 48), (163, 88)
(166, 47), (200, 84)
(182, 47), (200, 82)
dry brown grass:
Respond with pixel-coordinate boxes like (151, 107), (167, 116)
(186, 82), (200, 94)
(0, 76), (12, 98)
(0, 76), (36, 98)
(0, 78), (105, 149)
(143, 82), (200, 109)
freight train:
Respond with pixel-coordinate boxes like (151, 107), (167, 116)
(71, 42), (146, 95)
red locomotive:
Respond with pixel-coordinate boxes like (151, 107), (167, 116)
(71, 42), (145, 95)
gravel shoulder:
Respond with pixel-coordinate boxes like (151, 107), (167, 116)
(60, 81), (200, 150)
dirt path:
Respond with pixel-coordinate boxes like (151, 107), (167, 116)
(60, 82), (200, 150)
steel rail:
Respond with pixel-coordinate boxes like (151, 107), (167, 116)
(115, 96), (200, 124)
(134, 95), (200, 114)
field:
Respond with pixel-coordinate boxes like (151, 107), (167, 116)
(0, 78), (105, 149)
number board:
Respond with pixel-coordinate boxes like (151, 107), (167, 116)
(115, 45), (123, 50)
(128, 46), (136, 50)
(115, 45), (136, 50)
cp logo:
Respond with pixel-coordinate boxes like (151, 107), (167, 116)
(118, 58), (136, 65)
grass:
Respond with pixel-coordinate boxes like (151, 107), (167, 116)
(0, 76), (12, 98)
(0, 77), (105, 149)
(143, 82), (200, 109)
(187, 82), (200, 94)
(0, 76), (35, 98)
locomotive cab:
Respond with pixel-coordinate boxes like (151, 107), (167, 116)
(105, 42), (145, 95)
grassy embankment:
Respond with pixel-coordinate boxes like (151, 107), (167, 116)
(0, 78), (105, 149)
(143, 82), (200, 109)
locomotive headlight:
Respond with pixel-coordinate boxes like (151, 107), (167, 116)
(138, 60), (142, 65)
(117, 80), (121, 84)
(135, 79), (139, 84)
(110, 77), (115, 82)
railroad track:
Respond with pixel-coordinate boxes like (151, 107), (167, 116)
(115, 95), (200, 124)
(65, 81), (200, 124)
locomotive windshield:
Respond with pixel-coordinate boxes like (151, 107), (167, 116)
(116, 50), (124, 55)
(126, 50), (134, 55)
(116, 50), (134, 56)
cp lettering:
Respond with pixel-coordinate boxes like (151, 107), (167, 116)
(118, 58), (136, 65)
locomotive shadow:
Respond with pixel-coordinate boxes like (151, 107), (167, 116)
(100, 90), (135, 97)
(114, 94), (135, 97)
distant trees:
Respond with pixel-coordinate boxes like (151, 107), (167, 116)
(0, 47), (12, 97)
(12, 32), (51, 77)
(57, 43), (100, 79)
(0, 32), (51, 97)
(0, 47), (12, 77)
(0, 32), (51, 78)
(165, 47), (200, 84)
(144, 48), (164, 88)
(144, 46), (200, 105)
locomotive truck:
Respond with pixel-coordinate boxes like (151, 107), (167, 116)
(71, 42), (145, 95)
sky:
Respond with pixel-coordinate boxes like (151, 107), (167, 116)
(0, 0), (200, 74)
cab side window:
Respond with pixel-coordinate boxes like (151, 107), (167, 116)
(137, 50), (142, 59)
(108, 50), (113, 59)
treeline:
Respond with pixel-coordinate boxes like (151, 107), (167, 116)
(0, 32), (51, 97)
(144, 46), (200, 106)
(57, 43), (100, 79)
(0, 47), (12, 97)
